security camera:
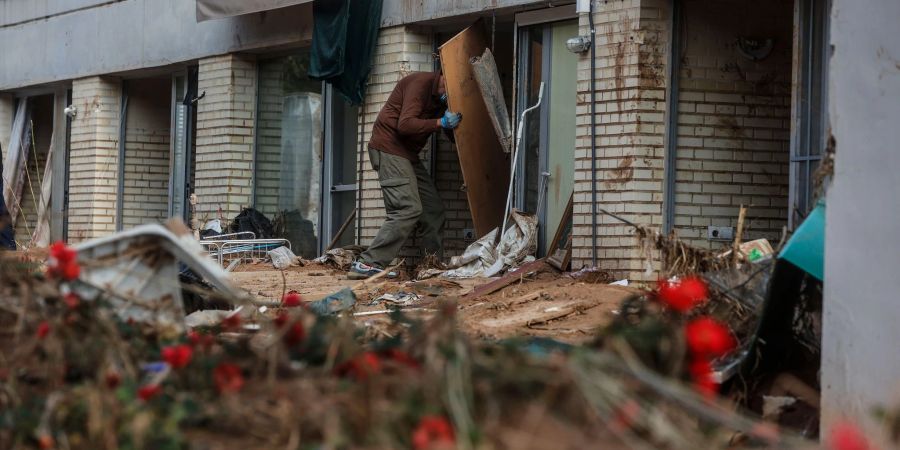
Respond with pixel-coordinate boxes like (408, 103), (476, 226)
(64, 105), (77, 118)
(566, 36), (592, 54)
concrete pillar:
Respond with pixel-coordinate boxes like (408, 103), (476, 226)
(571, 0), (670, 280)
(194, 54), (257, 223)
(67, 77), (121, 242)
(357, 26), (434, 246)
(821, 0), (900, 445)
(0, 93), (14, 163)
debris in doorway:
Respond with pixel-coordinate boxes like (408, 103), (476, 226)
(443, 209), (537, 278)
(230, 207), (275, 239)
(267, 245), (299, 269)
(200, 218), (223, 238)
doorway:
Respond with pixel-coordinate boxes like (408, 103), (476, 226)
(515, 14), (578, 255)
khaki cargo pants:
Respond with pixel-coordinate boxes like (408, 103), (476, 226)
(359, 149), (446, 268)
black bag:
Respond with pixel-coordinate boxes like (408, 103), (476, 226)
(229, 208), (275, 239)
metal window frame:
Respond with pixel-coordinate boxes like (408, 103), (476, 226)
(662, 0), (683, 234)
(115, 82), (128, 232)
(788, 0), (830, 229)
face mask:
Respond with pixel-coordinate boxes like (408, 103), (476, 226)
(440, 93), (448, 105)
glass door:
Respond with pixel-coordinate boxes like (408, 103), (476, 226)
(321, 85), (359, 253)
(515, 19), (578, 254)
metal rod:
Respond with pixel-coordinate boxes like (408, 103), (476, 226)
(498, 82), (544, 245)
(327, 207), (356, 251)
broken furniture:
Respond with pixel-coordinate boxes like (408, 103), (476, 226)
(200, 231), (293, 268)
(72, 221), (249, 334)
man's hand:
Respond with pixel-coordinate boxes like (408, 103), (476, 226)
(439, 111), (462, 129)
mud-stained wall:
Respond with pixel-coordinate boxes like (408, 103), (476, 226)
(672, 0), (793, 248)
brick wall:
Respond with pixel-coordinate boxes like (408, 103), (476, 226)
(68, 76), (121, 242)
(572, 0), (670, 280)
(121, 78), (170, 229)
(672, 0), (792, 248)
(195, 54), (256, 224)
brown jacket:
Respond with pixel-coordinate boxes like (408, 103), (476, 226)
(368, 72), (446, 162)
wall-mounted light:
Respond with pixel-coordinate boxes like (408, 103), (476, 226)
(64, 105), (77, 118)
(566, 36), (592, 54)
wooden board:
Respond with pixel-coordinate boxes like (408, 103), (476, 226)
(546, 193), (573, 271)
(439, 21), (510, 238)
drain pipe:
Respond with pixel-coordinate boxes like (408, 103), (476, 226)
(588, 1), (598, 267)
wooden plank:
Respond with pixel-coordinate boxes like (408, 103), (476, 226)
(439, 21), (510, 238)
(546, 193), (573, 271)
(462, 259), (552, 299)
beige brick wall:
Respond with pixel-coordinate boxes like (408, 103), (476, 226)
(195, 54), (257, 223)
(673, 0), (792, 248)
(121, 78), (171, 229)
(68, 76), (121, 242)
(572, 0), (670, 279)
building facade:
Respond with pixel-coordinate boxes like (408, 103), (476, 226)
(2, 0), (899, 444)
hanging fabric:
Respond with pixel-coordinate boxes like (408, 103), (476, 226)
(309, 0), (384, 105)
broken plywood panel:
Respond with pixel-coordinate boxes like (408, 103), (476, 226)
(471, 48), (512, 152)
(440, 22), (510, 238)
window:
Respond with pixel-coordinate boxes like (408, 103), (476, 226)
(254, 52), (324, 258)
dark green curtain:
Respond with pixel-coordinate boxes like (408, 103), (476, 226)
(309, 0), (384, 105)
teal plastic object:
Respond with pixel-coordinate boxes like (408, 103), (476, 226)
(778, 201), (825, 281)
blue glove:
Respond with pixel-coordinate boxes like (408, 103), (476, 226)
(440, 111), (462, 129)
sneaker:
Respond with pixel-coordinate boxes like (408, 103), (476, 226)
(348, 261), (397, 280)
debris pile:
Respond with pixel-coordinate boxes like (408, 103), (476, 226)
(4, 235), (890, 450)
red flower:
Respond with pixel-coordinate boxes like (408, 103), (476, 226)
(657, 276), (709, 313)
(63, 293), (80, 309)
(336, 351), (382, 381)
(688, 359), (718, 397)
(161, 344), (193, 369)
(105, 371), (122, 389)
(213, 363), (244, 394)
(828, 421), (872, 450)
(282, 292), (303, 307)
(220, 313), (241, 330)
(47, 242), (81, 281)
(685, 317), (736, 358)
(412, 415), (455, 450)
(37, 321), (50, 339)
(50, 241), (76, 264)
(137, 384), (162, 401)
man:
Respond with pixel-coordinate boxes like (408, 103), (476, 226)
(348, 71), (462, 279)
